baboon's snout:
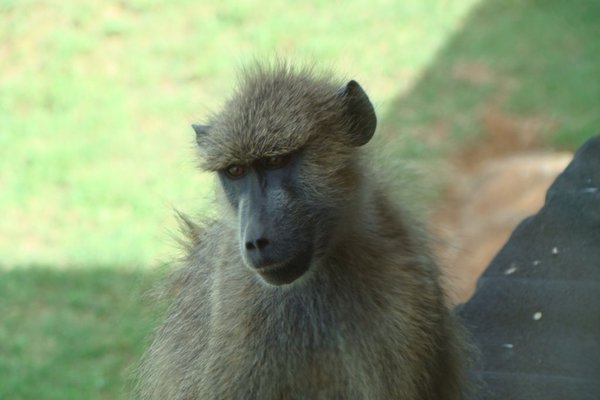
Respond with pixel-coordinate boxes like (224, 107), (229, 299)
(242, 217), (282, 269)
(241, 215), (312, 286)
(243, 232), (276, 269)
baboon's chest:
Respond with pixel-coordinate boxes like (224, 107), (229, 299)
(206, 342), (363, 399)
(203, 308), (383, 398)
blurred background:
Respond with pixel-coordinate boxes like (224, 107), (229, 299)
(1, 0), (598, 398)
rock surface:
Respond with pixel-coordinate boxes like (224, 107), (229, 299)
(435, 153), (572, 304)
(457, 135), (600, 399)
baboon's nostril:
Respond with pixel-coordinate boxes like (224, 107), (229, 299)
(255, 238), (269, 250)
(246, 238), (269, 251)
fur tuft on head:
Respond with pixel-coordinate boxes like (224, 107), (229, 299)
(193, 62), (374, 171)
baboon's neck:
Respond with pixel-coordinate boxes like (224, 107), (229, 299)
(333, 166), (405, 251)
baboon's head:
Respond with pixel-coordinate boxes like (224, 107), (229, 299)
(193, 64), (376, 286)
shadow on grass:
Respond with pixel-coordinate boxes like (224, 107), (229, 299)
(379, 0), (600, 165)
(0, 266), (165, 400)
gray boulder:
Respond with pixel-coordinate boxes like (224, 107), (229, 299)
(458, 135), (600, 399)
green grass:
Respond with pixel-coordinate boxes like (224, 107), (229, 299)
(380, 0), (600, 158)
(0, 267), (162, 400)
(0, 0), (478, 269)
(1, 0), (599, 398)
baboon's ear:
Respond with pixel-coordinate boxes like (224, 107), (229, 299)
(192, 124), (210, 147)
(337, 80), (377, 147)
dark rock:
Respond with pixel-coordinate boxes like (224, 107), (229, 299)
(458, 135), (600, 399)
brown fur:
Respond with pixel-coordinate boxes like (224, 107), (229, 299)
(136, 63), (468, 399)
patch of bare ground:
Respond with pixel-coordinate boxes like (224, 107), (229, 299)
(432, 106), (571, 305)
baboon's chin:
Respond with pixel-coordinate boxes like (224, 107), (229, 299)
(254, 252), (313, 286)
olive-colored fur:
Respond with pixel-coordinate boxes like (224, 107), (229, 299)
(136, 63), (467, 399)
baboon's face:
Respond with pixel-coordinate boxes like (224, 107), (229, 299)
(194, 76), (376, 286)
(218, 149), (324, 286)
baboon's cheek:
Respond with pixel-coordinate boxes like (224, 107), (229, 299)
(239, 251), (255, 271)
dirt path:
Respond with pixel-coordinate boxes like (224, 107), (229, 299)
(430, 120), (572, 304)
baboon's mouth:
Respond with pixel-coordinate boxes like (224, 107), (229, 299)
(254, 253), (312, 286)
(255, 261), (286, 273)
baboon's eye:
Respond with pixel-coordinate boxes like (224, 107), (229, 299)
(262, 154), (290, 169)
(225, 164), (247, 178)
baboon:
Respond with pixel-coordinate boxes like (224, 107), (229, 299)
(136, 63), (467, 399)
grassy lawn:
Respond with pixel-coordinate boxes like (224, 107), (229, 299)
(382, 0), (600, 157)
(0, 267), (161, 400)
(1, 0), (598, 398)
(0, 0), (477, 269)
